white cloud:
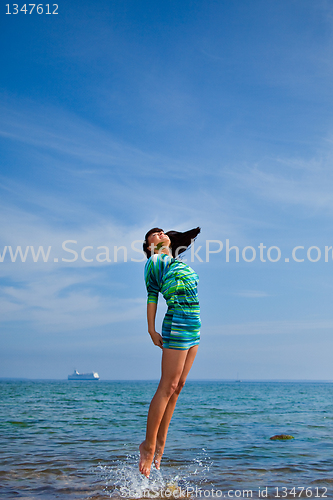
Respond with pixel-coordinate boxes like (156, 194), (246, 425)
(0, 272), (145, 332)
(0, 95), (204, 179)
(230, 151), (333, 213)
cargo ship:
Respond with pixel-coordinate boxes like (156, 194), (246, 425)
(68, 369), (99, 381)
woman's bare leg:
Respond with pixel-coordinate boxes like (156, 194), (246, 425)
(154, 345), (198, 469)
(139, 348), (189, 478)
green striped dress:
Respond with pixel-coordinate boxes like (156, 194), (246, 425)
(144, 253), (201, 350)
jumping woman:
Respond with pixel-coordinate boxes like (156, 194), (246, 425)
(139, 227), (201, 478)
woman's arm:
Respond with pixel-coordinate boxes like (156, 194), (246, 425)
(147, 302), (163, 349)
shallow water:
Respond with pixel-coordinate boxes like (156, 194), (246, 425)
(0, 380), (333, 499)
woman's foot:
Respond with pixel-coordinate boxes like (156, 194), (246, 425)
(154, 440), (165, 470)
(139, 441), (155, 478)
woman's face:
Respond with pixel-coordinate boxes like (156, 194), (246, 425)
(147, 230), (171, 253)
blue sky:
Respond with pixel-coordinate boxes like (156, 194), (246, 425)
(1, 0), (333, 380)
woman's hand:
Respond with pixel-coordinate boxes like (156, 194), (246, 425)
(147, 303), (162, 348)
(149, 330), (163, 349)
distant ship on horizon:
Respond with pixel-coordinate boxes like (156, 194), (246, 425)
(68, 369), (99, 381)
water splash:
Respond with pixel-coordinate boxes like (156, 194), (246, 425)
(97, 450), (213, 499)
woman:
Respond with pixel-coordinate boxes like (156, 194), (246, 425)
(139, 227), (201, 478)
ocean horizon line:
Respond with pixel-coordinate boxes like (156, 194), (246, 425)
(1, 377), (332, 383)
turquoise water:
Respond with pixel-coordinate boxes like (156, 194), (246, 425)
(0, 380), (333, 499)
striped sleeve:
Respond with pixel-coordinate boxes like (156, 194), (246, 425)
(144, 254), (171, 304)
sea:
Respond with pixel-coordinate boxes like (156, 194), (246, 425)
(1, 380), (333, 499)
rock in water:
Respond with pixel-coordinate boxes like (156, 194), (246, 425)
(270, 434), (294, 440)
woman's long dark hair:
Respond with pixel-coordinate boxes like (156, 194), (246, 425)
(143, 227), (201, 259)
